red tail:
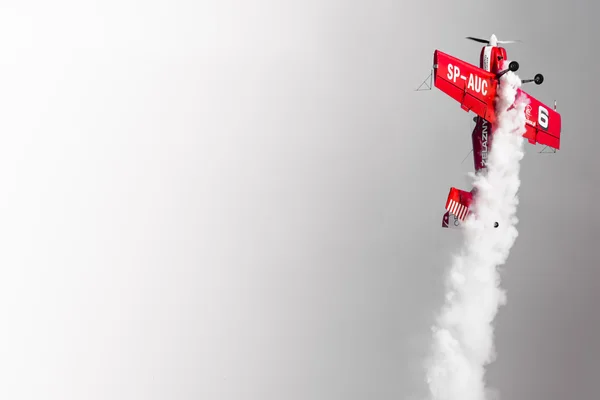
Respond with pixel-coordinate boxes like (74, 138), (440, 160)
(441, 187), (473, 228)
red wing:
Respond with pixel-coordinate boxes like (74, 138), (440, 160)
(433, 50), (498, 123)
(518, 89), (561, 150)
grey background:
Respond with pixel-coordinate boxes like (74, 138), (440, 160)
(0, 1), (598, 399)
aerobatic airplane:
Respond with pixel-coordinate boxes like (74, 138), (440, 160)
(431, 34), (562, 229)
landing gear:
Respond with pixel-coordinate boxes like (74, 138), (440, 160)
(494, 222), (499, 228)
(523, 73), (544, 85)
(497, 61), (519, 78)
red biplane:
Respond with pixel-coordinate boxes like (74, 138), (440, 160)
(421, 34), (562, 229)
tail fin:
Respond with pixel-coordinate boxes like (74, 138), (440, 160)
(441, 187), (473, 229)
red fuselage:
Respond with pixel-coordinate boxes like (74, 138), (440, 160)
(471, 44), (506, 172)
(479, 45), (507, 75)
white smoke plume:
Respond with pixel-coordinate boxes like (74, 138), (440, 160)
(425, 70), (529, 400)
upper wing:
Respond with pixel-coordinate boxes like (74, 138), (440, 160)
(433, 50), (498, 123)
(518, 89), (561, 150)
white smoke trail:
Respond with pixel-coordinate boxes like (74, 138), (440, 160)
(426, 70), (529, 400)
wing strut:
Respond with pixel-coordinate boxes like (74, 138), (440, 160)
(539, 146), (557, 154)
(539, 99), (559, 154)
(415, 69), (433, 91)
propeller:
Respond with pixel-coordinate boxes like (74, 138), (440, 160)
(466, 36), (490, 44)
(466, 35), (522, 45)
